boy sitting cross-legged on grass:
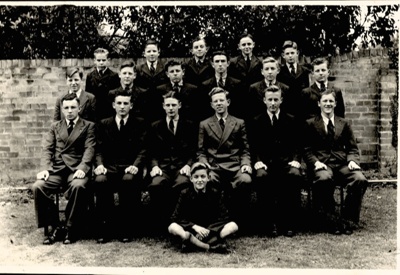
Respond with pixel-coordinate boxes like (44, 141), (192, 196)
(168, 162), (238, 254)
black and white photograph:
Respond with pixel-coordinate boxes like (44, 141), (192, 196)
(0, 1), (398, 274)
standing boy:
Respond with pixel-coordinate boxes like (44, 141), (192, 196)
(303, 90), (368, 235)
(168, 162), (238, 254)
(32, 93), (96, 245)
(93, 89), (147, 243)
(85, 48), (120, 120)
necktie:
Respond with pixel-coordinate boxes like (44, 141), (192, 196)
(219, 118), (225, 131)
(327, 119), (335, 140)
(246, 55), (251, 70)
(168, 119), (175, 134)
(119, 119), (125, 131)
(320, 82), (326, 92)
(289, 63), (296, 77)
(150, 62), (155, 75)
(272, 114), (278, 126)
(268, 81), (273, 87)
(67, 120), (74, 136)
(173, 83), (180, 92)
(197, 60), (202, 69)
(218, 74), (224, 88)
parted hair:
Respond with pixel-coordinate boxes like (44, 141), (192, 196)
(208, 87), (230, 100)
(61, 92), (80, 105)
(190, 162), (211, 176)
(66, 67), (83, 79)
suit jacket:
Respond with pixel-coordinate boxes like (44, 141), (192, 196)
(41, 118), (96, 174)
(228, 54), (263, 89)
(249, 111), (301, 168)
(95, 116), (147, 173)
(303, 115), (360, 168)
(277, 63), (310, 118)
(300, 83), (345, 121)
(201, 76), (244, 120)
(198, 115), (251, 171)
(135, 61), (168, 92)
(171, 186), (230, 233)
(108, 85), (147, 120)
(247, 80), (290, 120)
(54, 91), (96, 122)
(183, 57), (214, 87)
(150, 82), (198, 122)
(148, 118), (197, 171)
(85, 67), (120, 120)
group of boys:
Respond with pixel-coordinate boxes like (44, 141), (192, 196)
(31, 33), (368, 254)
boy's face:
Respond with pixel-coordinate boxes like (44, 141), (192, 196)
(93, 53), (109, 71)
(143, 44), (160, 62)
(318, 93), (336, 117)
(312, 62), (330, 83)
(211, 93), (230, 116)
(119, 67), (136, 86)
(62, 99), (80, 121)
(163, 97), (181, 119)
(190, 168), (209, 192)
(212, 55), (229, 74)
(113, 95), (132, 118)
(238, 37), (254, 56)
(166, 65), (184, 83)
(67, 72), (82, 93)
(282, 47), (299, 64)
(263, 91), (282, 114)
(261, 62), (279, 82)
(191, 39), (208, 59)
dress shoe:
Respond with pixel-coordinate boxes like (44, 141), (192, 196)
(181, 238), (191, 253)
(342, 222), (353, 235)
(271, 224), (278, 237)
(120, 237), (132, 243)
(43, 226), (65, 245)
(63, 229), (76, 245)
(284, 230), (294, 237)
(97, 237), (109, 244)
(209, 243), (229, 254)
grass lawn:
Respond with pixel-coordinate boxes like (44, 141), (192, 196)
(0, 184), (396, 272)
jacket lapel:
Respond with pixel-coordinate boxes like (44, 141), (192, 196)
(219, 115), (236, 147)
(208, 116), (222, 141)
(57, 120), (69, 144)
(334, 117), (344, 140)
(64, 118), (85, 149)
(79, 92), (88, 111)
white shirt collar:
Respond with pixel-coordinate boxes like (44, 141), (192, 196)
(171, 80), (183, 87)
(147, 60), (157, 69)
(65, 116), (79, 126)
(315, 81), (328, 90)
(264, 79), (276, 86)
(321, 114), (335, 131)
(287, 62), (297, 70)
(115, 115), (129, 129)
(69, 89), (82, 99)
(267, 110), (280, 121)
(216, 114), (228, 122)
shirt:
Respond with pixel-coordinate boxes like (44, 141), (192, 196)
(215, 114), (228, 124)
(315, 81), (328, 91)
(65, 117), (79, 128)
(69, 89), (82, 99)
(321, 114), (335, 133)
(115, 115), (129, 130)
(267, 110), (280, 123)
(166, 116), (179, 135)
(287, 63), (297, 74)
(147, 61), (158, 71)
(264, 79), (276, 87)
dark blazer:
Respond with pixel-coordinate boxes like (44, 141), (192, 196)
(171, 186), (230, 233)
(198, 115), (251, 171)
(41, 118), (96, 174)
(201, 76), (243, 120)
(228, 54), (263, 89)
(135, 61), (168, 92)
(95, 116), (147, 173)
(148, 118), (197, 171)
(300, 83), (345, 121)
(247, 80), (290, 120)
(277, 63), (310, 118)
(183, 57), (214, 87)
(85, 68), (120, 120)
(150, 82), (198, 122)
(109, 85), (148, 120)
(54, 91), (96, 122)
(249, 111), (301, 168)
(303, 115), (360, 168)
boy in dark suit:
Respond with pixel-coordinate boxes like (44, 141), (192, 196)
(85, 48), (120, 120)
(277, 40), (310, 118)
(228, 33), (263, 91)
(183, 36), (214, 87)
(300, 57), (345, 121)
(249, 85), (303, 237)
(93, 89), (147, 243)
(147, 91), (198, 230)
(303, 90), (368, 235)
(168, 162), (238, 253)
(32, 93), (96, 245)
(135, 39), (167, 92)
(248, 57), (290, 121)
(197, 87), (252, 227)
(151, 60), (198, 122)
(201, 51), (242, 120)
(54, 67), (96, 122)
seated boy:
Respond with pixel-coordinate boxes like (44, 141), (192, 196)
(168, 162), (238, 254)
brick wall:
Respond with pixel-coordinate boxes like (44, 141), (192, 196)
(0, 51), (397, 181)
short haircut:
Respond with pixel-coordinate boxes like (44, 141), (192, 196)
(61, 92), (80, 105)
(144, 39), (160, 50)
(311, 57), (329, 70)
(190, 162), (210, 176)
(120, 60), (136, 72)
(238, 32), (254, 42)
(282, 40), (298, 51)
(191, 35), (207, 47)
(211, 50), (229, 62)
(163, 90), (182, 102)
(320, 89), (337, 100)
(208, 87), (230, 100)
(93, 48), (109, 58)
(262, 56), (279, 69)
(66, 67), (83, 79)
(263, 85), (282, 97)
(164, 60), (183, 72)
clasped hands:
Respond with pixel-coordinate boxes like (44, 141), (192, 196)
(192, 224), (210, 241)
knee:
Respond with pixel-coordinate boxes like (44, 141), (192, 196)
(168, 222), (181, 234)
(255, 168), (268, 180)
(222, 221), (239, 235)
(94, 174), (107, 184)
(69, 178), (88, 190)
(313, 170), (333, 185)
(239, 173), (252, 185)
(31, 180), (45, 192)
